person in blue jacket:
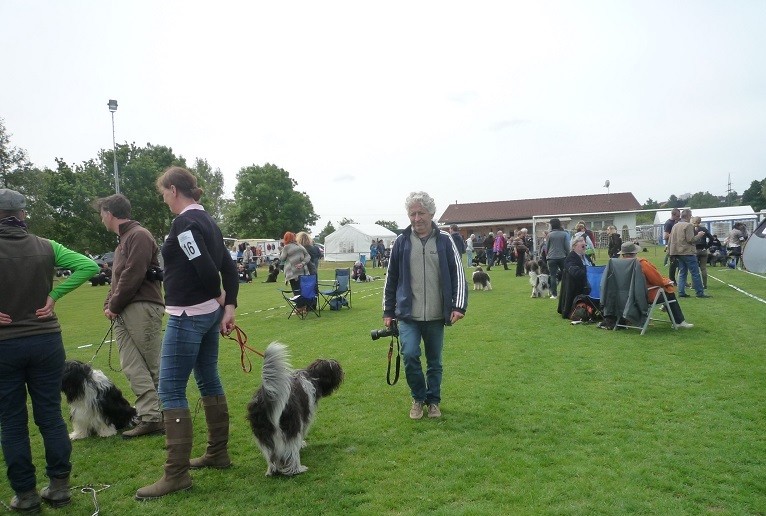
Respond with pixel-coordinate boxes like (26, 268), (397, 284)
(382, 191), (467, 420)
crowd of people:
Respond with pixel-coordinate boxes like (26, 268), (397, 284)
(2, 174), (753, 509)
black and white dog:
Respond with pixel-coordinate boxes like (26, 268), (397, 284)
(529, 271), (551, 298)
(61, 360), (137, 440)
(246, 343), (344, 476)
(472, 266), (492, 291)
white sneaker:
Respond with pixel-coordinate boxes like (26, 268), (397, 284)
(550, 295), (557, 299)
(677, 321), (694, 328)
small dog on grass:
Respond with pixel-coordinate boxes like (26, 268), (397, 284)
(247, 343), (344, 476)
(472, 266), (492, 290)
(61, 360), (137, 440)
(529, 271), (551, 298)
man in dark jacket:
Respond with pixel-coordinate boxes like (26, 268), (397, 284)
(383, 192), (467, 420)
(96, 194), (165, 438)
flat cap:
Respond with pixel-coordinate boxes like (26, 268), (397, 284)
(0, 188), (26, 211)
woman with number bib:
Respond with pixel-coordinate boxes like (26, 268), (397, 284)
(136, 167), (238, 501)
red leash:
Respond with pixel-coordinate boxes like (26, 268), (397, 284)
(222, 325), (264, 373)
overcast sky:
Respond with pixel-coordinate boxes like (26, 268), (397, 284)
(1, 1), (764, 231)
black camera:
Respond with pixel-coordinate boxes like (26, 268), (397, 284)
(371, 320), (398, 341)
(145, 266), (164, 282)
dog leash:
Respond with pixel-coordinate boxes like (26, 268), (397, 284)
(222, 324), (264, 373)
(88, 319), (122, 372)
(386, 334), (400, 386)
(72, 483), (111, 516)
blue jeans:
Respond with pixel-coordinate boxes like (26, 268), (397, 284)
(0, 332), (71, 493)
(485, 250), (495, 268)
(399, 319), (444, 406)
(676, 255), (704, 296)
(158, 308), (225, 410)
(547, 258), (566, 296)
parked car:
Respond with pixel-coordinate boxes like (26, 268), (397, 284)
(93, 252), (115, 266)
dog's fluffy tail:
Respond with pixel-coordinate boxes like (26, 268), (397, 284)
(261, 342), (293, 422)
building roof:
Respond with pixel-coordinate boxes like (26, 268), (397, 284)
(438, 192), (642, 225)
(653, 206), (756, 225)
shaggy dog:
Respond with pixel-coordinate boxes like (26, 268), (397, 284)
(472, 266), (492, 291)
(524, 259), (539, 274)
(61, 360), (137, 440)
(263, 264), (280, 283)
(247, 343), (344, 476)
(529, 271), (551, 298)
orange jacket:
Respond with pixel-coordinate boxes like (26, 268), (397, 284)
(638, 257), (675, 301)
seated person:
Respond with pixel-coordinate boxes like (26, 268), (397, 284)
(237, 263), (252, 283)
(90, 263), (112, 286)
(618, 242), (693, 328)
(351, 261), (367, 282)
(557, 236), (592, 318)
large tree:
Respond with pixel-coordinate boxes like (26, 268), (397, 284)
(0, 117), (33, 190)
(741, 178), (766, 212)
(375, 220), (399, 233)
(228, 163), (317, 239)
(314, 221), (336, 243)
(191, 158), (225, 221)
(100, 142), (186, 240)
(688, 191), (722, 209)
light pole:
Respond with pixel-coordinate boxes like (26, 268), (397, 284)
(108, 99), (119, 193)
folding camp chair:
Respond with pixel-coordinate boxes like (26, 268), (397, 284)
(586, 265), (606, 305)
(318, 268), (352, 311)
(281, 274), (320, 319)
(600, 258), (677, 335)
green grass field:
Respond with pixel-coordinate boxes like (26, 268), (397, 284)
(4, 247), (766, 515)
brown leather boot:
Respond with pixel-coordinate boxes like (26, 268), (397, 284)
(135, 408), (193, 500)
(190, 395), (232, 469)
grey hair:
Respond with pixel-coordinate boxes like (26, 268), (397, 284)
(571, 236), (586, 247)
(681, 208), (692, 220)
(405, 191), (436, 215)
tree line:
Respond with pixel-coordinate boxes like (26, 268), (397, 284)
(0, 118), (321, 254)
(3, 117), (763, 252)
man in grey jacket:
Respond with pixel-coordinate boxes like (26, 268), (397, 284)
(669, 209), (710, 298)
(383, 192), (467, 420)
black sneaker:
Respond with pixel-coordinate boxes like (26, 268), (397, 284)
(678, 293), (690, 298)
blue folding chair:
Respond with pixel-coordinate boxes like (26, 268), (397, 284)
(281, 274), (320, 319)
(586, 265), (606, 303)
(318, 268), (352, 311)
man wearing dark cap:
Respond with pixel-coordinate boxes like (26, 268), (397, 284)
(0, 188), (99, 511)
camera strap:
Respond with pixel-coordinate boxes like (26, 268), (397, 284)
(386, 335), (400, 385)
(222, 324), (264, 373)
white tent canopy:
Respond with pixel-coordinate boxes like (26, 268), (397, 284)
(323, 224), (397, 262)
(653, 206), (756, 225)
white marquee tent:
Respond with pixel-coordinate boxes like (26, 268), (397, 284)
(323, 224), (397, 262)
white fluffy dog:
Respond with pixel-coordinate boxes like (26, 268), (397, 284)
(246, 343), (344, 476)
(529, 271), (551, 298)
(472, 266), (492, 291)
(61, 360), (137, 440)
